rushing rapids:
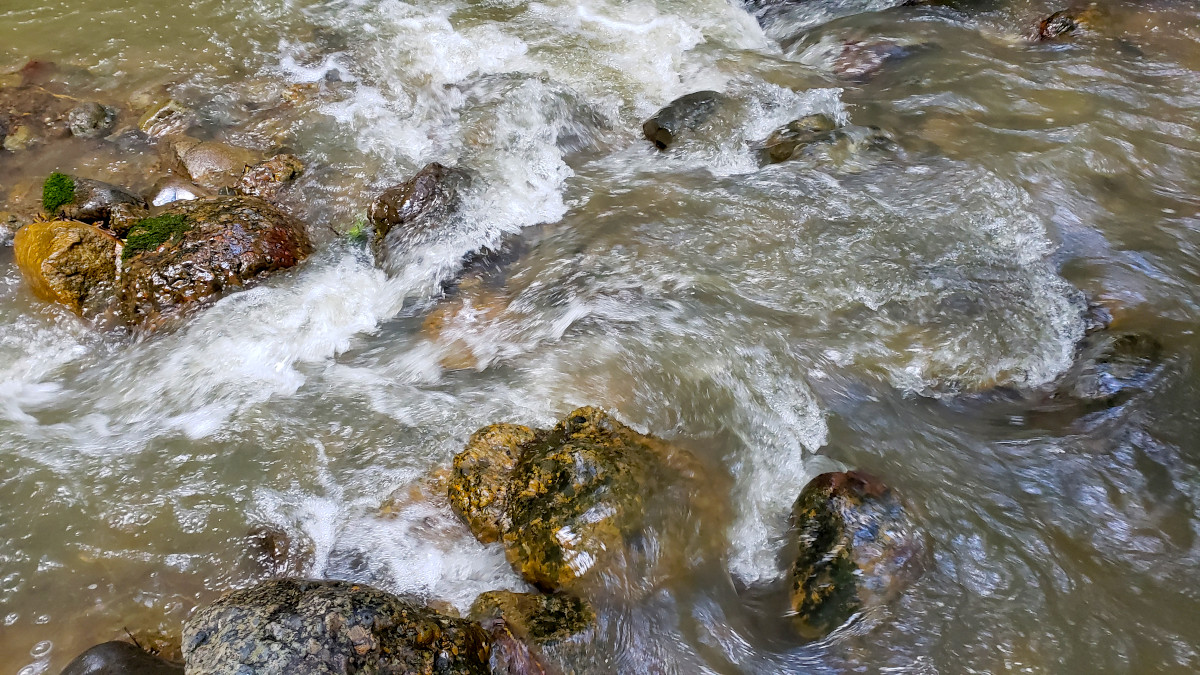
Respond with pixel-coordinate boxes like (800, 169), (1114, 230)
(2, 0), (1200, 671)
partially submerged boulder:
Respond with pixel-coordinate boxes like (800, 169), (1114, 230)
(171, 137), (261, 190)
(235, 153), (304, 201)
(42, 172), (149, 234)
(1049, 331), (1162, 408)
(470, 591), (594, 646)
(758, 114), (839, 163)
(119, 195), (312, 329)
(642, 91), (726, 150)
(787, 471), (925, 640)
(181, 579), (491, 674)
(368, 162), (473, 274)
(67, 101), (116, 138)
(60, 641), (182, 675)
(14, 219), (120, 318)
(449, 407), (704, 591)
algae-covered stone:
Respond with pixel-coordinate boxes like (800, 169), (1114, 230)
(182, 579), (491, 674)
(642, 91), (726, 150)
(60, 641), (182, 675)
(368, 162), (473, 275)
(44, 174), (149, 234)
(13, 219), (120, 318)
(120, 195), (312, 330)
(788, 471), (925, 640)
(450, 407), (704, 591)
(469, 591), (594, 645)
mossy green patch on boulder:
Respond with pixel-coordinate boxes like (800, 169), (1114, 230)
(122, 214), (190, 261)
(42, 172), (75, 213)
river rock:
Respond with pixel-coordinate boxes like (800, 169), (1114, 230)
(60, 641), (183, 675)
(642, 91), (726, 150)
(832, 40), (931, 82)
(68, 101), (116, 138)
(138, 99), (193, 138)
(788, 471), (925, 640)
(470, 591), (594, 646)
(0, 82), (76, 150)
(172, 138), (262, 190)
(14, 219), (120, 318)
(235, 153), (304, 201)
(120, 195), (312, 330)
(44, 174), (149, 235)
(1051, 331), (1162, 406)
(449, 407), (703, 592)
(758, 114), (839, 163)
(181, 578), (491, 674)
(368, 162), (473, 274)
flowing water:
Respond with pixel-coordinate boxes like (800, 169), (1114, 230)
(2, 0), (1200, 672)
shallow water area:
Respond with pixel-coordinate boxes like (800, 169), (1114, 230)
(3, 0), (1200, 672)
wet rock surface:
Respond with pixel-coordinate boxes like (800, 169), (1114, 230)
(787, 471), (926, 640)
(59, 641), (182, 675)
(235, 153), (304, 201)
(50, 176), (149, 235)
(14, 220), (121, 319)
(67, 101), (116, 138)
(181, 578), (491, 674)
(642, 90), (726, 150)
(469, 591), (594, 646)
(120, 195), (312, 330)
(369, 162), (473, 274)
(172, 137), (261, 190)
(832, 40), (931, 82)
(1050, 331), (1162, 408)
(449, 407), (705, 592)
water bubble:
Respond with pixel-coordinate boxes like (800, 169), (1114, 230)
(34, 614), (50, 625)
(4, 612), (16, 625)
(30, 640), (52, 657)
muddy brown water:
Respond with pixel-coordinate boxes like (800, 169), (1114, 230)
(2, 0), (1200, 672)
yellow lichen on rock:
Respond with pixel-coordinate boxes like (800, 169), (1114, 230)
(13, 219), (120, 317)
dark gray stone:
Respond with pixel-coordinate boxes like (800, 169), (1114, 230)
(59, 641), (182, 675)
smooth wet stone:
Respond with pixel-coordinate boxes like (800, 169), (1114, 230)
(52, 177), (149, 235)
(172, 137), (262, 190)
(68, 101), (116, 138)
(59, 641), (182, 675)
(235, 153), (304, 201)
(151, 179), (204, 206)
(14, 220), (120, 318)
(788, 471), (926, 640)
(449, 407), (702, 591)
(759, 114), (839, 163)
(368, 162), (473, 274)
(120, 195), (312, 330)
(182, 578), (491, 674)
(642, 90), (726, 150)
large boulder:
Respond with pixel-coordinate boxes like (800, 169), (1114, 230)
(181, 579), (491, 674)
(788, 471), (926, 640)
(119, 195), (312, 329)
(449, 407), (704, 592)
(14, 219), (120, 319)
(42, 172), (149, 235)
(368, 162), (473, 274)
(642, 91), (726, 150)
(59, 641), (182, 675)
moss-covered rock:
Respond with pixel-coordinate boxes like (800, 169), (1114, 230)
(120, 195), (312, 330)
(45, 174), (149, 235)
(787, 471), (926, 640)
(642, 91), (726, 150)
(182, 579), (491, 674)
(368, 162), (473, 275)
(13, 219), (120, 318)
(450, 407), (705, 592)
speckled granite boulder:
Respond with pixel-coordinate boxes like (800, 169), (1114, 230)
(181, 579), (491, 674)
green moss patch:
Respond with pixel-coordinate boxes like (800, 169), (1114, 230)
(42, 172), (75, 213)
(122, 214), (190, 261)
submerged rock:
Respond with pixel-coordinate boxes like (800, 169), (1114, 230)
(138, 99), (193, 138)
(449, 407), (704, 592)
(368, 162), (473, 274)
(244, 525), (313, 578)
(181, 579), (490, 674)
(642, 91), (726, 150)
(68, 101), (116, 138)
(832, 40), (931, 82)
(788, 471), (925, 640)
(120, 195), (312, 329)
(235, 153), (304, 201)
(759, 121), (897, 169)
(14, 219), (120, 318)
(43, 173), (149, 235)
(59, 641), (182, 675)
(470, 591), (595, 646)
(172, 137), (262, 190)
(758, 114), (839, 163)
(1050, 331), (1162, 407)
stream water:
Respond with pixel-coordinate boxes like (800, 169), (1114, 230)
(2, 0), (1200, 672)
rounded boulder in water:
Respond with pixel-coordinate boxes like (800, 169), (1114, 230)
(368, 162), (473, 274)
(181, 579), (491, 674)
(50, 176), (149, 235)
(59, 641), (182, 675)
(14, 219), (121, 319)
(67, 101), (116, 138)
(788, 471), (926, 640)
(642, 90), (726, 150)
